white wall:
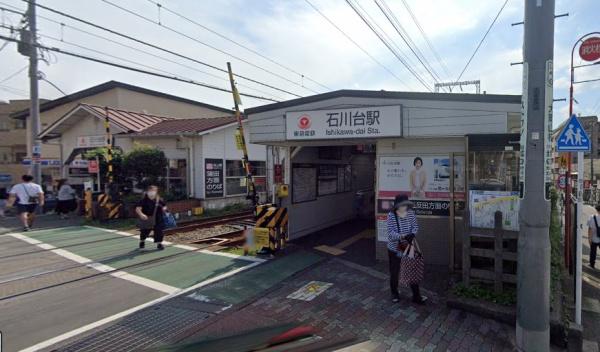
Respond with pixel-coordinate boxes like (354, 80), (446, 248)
(248, 95), (519, 143)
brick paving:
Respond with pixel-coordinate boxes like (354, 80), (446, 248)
(186, 258), (517, 351)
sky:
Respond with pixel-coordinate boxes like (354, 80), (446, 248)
(0, 0), (599, 128)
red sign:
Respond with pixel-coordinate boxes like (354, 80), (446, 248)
(88, 160), (99, 173)
(579, 37), (600, 62)
(274, 164), (283, 183)
(584, 180), (592, 190)
(297, 115), (311, 130)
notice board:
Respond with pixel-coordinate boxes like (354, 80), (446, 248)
(205, 158), (224, 198)
(292, 164), (317, 203)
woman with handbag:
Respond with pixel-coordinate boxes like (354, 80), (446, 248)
(386, 194), (427, 305)
(135, 185), (167, 250)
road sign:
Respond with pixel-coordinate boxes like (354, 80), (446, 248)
(558, 175), (566, 189)
(88, 160), (99, 173)
(556, 115), (591, 152)
(580, 37), (600, 62)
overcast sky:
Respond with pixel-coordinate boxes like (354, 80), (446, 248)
(0, 0), (599, 127)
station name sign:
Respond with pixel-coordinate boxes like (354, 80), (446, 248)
(286, 105), (401, 140)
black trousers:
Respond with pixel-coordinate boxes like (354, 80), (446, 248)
(388, 249), (421, 300)
(140, 225), (164, 243)
(591, 243), (599, 266)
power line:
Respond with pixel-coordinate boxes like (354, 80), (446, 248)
(304, 0), (411, 90)
(400, 0), (451, 80)
(146, 0), (330, 92)
(344, 0), (432, 91)
(374, 0), (444, 88)
(455, 0), (509, 83)
(0, 34), (280, 102)
(40, 76), (67, 95)
(100, 0), (321, 95)
(10, 1), (303, 98)
(0, 65), (27, 84)
(0, 83), (28, 96)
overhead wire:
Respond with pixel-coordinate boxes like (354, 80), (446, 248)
(0, 65), (27, 84)
(344, 0), (432, 92)
(100, 0), (321, 95)
(374, 0), (445, 89)
(0, 34), (280, 102)
(146, 0), (330, 92)
(9, 1), (303, 98)
(455, 0), (509, 83)
(304, 0), (411, 91)
(400, 0), (451, 80)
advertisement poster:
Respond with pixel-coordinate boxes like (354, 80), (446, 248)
(469, 190), (519, 231)
(286, 105), (402, 140)
(205, 158), (224, 198)
(292, 164), (317, 203)
(376, 214), (388, 241)
(378, 156), (465, 199)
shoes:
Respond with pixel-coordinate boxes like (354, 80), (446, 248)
(157, 243), (164, 250)
(391, 297), (400, 303)
(590, 263), (595, 269)
(139, 241), (145, 249)
(412, 296), (428, 305)
(23, 226), (29, 232)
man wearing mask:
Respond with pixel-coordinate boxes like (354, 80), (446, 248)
(135, 185), (167, 250)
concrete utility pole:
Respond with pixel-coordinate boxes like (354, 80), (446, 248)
(27, 0), (41, 184)
(517, 0), (554, 351)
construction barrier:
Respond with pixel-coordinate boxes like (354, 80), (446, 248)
(97, 193), (122, 220)
(253, 204), (288, 253)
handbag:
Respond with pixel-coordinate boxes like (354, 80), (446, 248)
(22, 184), (39, 204)
(138, 197), (159, 230)
(400, 239), (425, 286)
(163, 211), (177, 229)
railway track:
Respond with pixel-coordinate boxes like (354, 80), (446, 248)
(164, 210), (254, 235)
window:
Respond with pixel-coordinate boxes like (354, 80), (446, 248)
(225, 160), (266, 195)
(14, 120), (26, 129)
(468, 151), (519, 192)
(165, 159), (187, 199)
(15, 152), (27, 163)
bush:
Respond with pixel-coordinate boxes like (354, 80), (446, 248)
(452, 283), (516, 306)
(549, 188), (564, 299)
(122, 143), (168, 190)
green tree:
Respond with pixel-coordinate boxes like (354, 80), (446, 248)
(122, 143), (168, 189)
(83, 147), (124, 184)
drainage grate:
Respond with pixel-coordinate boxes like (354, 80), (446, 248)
(58, 303), (213, 352)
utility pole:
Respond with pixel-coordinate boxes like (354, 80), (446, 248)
(27, 0), (41, 185)
(517, 0), (554, 351)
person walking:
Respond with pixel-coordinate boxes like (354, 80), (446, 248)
(135, 185), (167, 250)
(56, 179), (78, 219)
(7, 175), (45, 231)
(387, 194), (426, 304)
(587, 204), (600, 268)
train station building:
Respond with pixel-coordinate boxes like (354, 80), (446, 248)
(245, 90), (521, 267)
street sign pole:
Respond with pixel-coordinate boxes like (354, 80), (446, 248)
(576, 151), (583, 324)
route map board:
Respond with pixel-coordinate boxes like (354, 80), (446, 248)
(469, 190), (519, 231)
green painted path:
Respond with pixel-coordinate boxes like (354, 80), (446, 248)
(23, 226), (253, 290)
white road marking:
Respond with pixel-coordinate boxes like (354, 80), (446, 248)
(9, 233), (178, 295)
(19, 260), (262, 352)
(85, 226), (265, 262)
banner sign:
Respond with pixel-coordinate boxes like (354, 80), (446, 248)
(377, 199), (464, 217)
(22, 158), (61, 166)
(377, 156), (465, 200)
(205, 158), (224, 198)
(286, 105), (401, 140)
(76, 135), (106, 148)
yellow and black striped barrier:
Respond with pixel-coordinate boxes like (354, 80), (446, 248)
(254, 204), (288, 252)
(97, 193), (122, 220)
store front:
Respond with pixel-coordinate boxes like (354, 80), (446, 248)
(245, 90), (521, 268)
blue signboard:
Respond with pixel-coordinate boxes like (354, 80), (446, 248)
(556, 115), (591, 152)
(0, 174), (12, 183)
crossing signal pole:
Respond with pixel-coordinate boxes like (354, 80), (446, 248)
(517, 0), (554, 350)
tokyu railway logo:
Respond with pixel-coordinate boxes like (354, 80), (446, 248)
(298, 115), (312, 129)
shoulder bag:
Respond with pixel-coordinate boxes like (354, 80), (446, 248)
(394, 213), (408, 252)
(22, 184), (39, 204)
(138, 197), (159, 230)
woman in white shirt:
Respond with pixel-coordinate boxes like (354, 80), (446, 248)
(56, 179), (77, 219)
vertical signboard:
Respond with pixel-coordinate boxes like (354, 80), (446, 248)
(544, 60), (553, 199)
(519, 63), (528, 198)
(205, 158), (224, 198)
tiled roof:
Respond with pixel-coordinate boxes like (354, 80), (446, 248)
(132, 115), (238, 136)
(80, 104), (177, 132)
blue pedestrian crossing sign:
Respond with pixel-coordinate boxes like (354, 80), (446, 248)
(556, 115), (590, 152)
